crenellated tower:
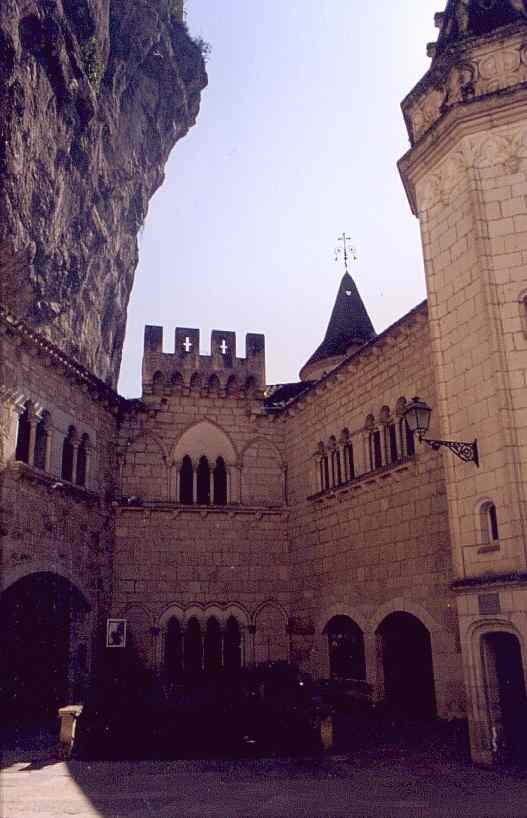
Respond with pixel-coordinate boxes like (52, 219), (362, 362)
(399, 0), (527, 766)
(142, 326), (266, 399)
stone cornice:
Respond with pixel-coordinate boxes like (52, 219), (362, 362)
(399, 87), (527, 214)
(0, 307), (125, 414)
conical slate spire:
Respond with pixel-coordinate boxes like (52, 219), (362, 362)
(301, 272), (375, 378)
(433, 0), (527, 62)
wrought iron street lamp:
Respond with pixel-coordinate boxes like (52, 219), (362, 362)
(404, 397), (479, 467)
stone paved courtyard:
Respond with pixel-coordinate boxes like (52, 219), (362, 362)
(3, 740), (527, 818)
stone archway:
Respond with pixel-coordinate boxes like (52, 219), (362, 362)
(481, 631), (527, 765)
(376, 611), (437, 720)
(0, 571), (91, 724)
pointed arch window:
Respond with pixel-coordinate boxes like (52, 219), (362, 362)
(197, 455), (210, 504)
(62, 426), (76, 481)
(213, 456), (227, 505)
(180, 455), (193, 505)
(15, 401), (31, 463)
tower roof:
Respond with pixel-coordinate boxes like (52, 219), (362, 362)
(301, 272), (375, 377)
(433, 1), (527, 62)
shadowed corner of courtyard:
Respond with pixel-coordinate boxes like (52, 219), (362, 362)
(4, 715), (527, 818)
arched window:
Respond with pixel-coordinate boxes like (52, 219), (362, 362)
(34, 411), (49, 470)
(344, 441), (355, 481)
(165, 617), (182, 689)
(204, 617), (222, 675)
(226, 375), (237, 396)
(62, 426), (76, 481)
(481, 501), (499, 544)
(213, 456), (227, 505)
(76, 433), (90, 486)
(369, 430), (382, 470)
(224, 616), (242, 674)
(196, 455), (210, 504)
(386, 422), (398, 464)
(179, 455), (193, 505)
(184, 617), (202, 676)
(401, 417), (415, 457)
(208, 374), (220, 394)
(189, 372), (201, 392)
(15, 401), (31, 463)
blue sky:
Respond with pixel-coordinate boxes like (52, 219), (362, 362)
(118, 0), (440, 397)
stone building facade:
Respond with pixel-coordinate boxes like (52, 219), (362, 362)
(2, 0), (527, 768)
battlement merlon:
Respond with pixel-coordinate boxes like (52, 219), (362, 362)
(142, 326), (266, 395)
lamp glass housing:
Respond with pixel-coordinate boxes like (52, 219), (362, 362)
(405, 397), (432, 439)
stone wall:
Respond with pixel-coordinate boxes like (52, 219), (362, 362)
(283, 304), (465, 719)
(0, 310), (119, 697)
(114, 342), (289, 670)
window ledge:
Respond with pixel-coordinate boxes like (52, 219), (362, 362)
(115, 500), (286, 517)
(9, 461), (99, 504)
(478, 543), (500, 555)
(308, 456), (416, 502)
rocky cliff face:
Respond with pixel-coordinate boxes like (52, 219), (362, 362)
(0, 0), (207, 386)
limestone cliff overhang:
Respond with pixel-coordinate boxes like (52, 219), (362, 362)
(398, 20), (527, 214)
(272, 300), (428, 418)
(0, 307), (124, 415)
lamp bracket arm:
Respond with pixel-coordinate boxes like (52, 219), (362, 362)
(421, 437), (479, 467)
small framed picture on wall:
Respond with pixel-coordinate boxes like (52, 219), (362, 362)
(106, 618), (127, 648)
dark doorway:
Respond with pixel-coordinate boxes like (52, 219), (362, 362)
(483, 631), (527, 765)
(377, 611), (437, 720)
(224, 616), (242, 674)
(204, 617), (222, 675)
(184, 617), (202, 677)
(165, 617), (182, 690)
(325, 615), (366, 680)
(0, 572), (90, 725)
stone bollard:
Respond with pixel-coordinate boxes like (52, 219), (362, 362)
(58, 705), (84, 757)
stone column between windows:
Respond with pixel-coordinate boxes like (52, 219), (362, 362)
(71, 438), (79, 484)
(27, 410), (39, 466)
(84, 440), (94, 488)
(44, 428), (54, 473)
(209, 467), (214, 505)
(192, 466), (198, 504)
(226, 466), (231, 504)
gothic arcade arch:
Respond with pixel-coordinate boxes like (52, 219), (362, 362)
(241, 437), (284, 507)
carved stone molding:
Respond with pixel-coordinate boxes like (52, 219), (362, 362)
(403, 31), (527, 146)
